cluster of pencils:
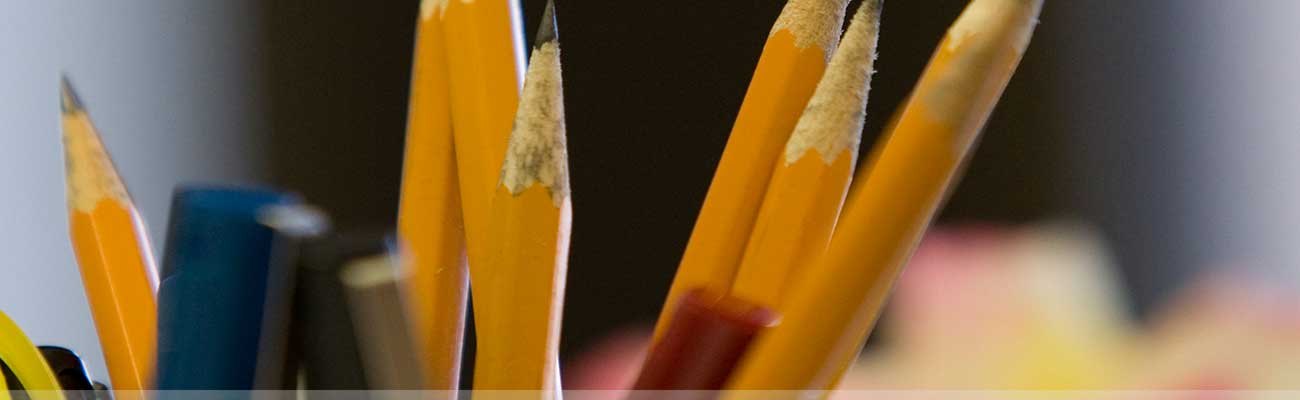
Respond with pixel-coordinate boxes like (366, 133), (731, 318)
(62, 0), (569, 395)
(637, 0), (1042, 395)
(55, 0), (1041, 398)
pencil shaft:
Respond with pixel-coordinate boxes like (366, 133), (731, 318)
(472, 7), (569, 395)
(440, 0), (526, 290)
(399, 1), (468, 391)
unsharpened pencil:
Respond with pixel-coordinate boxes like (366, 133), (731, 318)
(655, 0), (852, 341)
(725, 0), (1044, 392)
(60, 78), (159, 391)
(471, 1), (569, 395)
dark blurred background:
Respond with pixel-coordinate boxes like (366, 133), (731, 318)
(256, 0), (1185, 371)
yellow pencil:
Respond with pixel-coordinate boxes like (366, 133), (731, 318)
(731, 0), (883, 309)
(725, 0), (1043, 392)
(655, 0), (852, 341)
(437, 0), (527, 278)
(61, 78), (158, 391)
(472, 2), (568, 395)
(398, 0), (468, 391)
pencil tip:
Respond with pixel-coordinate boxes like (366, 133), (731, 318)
(60, 75), (85, 113)
(535, 0), (558, 46)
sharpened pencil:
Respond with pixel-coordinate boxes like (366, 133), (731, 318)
(725, 0), (1043, 392)
(471, 1), (569, 395)
(731, 0), (883, 310)
(655, 0), (852, 341)
(60, 78), (159, 391)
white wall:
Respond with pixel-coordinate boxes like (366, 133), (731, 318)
(0, 0), (268, 383)
(1049, 1), (1300, 308)
(1192, 1), (1300, 283)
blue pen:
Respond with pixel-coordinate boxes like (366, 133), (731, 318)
(155, 186), (299, 390)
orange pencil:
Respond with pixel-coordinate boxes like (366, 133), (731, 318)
(61, 78), (158, 391)
(731, 0), (883, 308)
(398, 0), (468, 391)
(725, 0), (1044, 392)
(655, 0), (852, 340)
(437, 0), (527, 280)
(471, 2), (569, 395)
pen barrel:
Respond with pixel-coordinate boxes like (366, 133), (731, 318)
(155, 187), (299, 390)
(296, 232), (393, 392)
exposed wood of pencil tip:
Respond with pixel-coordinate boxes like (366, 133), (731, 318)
(61, 77), (131, 211)
(923, 0), (1041, 137)
(499, 0), (566, 204)
(783, 0), (883, 165)
(771, 0), (852, 56)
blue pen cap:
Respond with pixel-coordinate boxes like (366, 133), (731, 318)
(156, 186), (300, 391)
(160, 187), (301, 279)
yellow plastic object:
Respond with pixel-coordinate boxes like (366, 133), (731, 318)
(0, 310), (66, 400)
